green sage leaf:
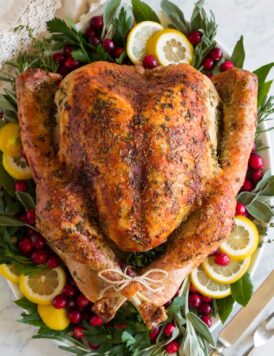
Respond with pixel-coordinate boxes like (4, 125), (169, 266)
(0, 153), (15, 197)
(132, 0), (160, 23)
(246, 199), (273, 223)
(102, 0), (121, 38)
(216, 296), (234, 323)
(187, 312), (215, 347)
(231, 35), (245, 69)
(15, 191), (35, 209)
(237, 192), (257, 205)
(231, 272), (253, 306)
(254, 62), (274, 107)
(161, 0), (189, 34)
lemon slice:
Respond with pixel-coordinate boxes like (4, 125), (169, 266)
(0, 264), (20, 283)
(219, 216), (259, 260)
(38, 304), (70, 330)
(202, 256), (251, 284)
(19, 267), (66, 304)
(191, 266), (231, 299)
(126, 21), (163, 64)
(146, 28), (193, 66)
(2, 153), (32, 180)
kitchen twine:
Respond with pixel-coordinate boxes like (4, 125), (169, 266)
(98, 266), (169, 299)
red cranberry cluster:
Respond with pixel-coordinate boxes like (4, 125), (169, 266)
(51, 281), (103, 348)
(52, 15), (127, 77)
(237, 144), (264, 216)
(149, 323), (180, 354)
(18, 228), (61, 269)
(189, 285), (213, 327)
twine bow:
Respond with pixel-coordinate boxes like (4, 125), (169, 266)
(98, 266), (169, 299)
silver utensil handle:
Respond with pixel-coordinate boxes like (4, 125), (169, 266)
(243, 345), (255, 356)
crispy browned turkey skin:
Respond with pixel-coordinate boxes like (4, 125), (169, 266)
(16, 62), (257, 328)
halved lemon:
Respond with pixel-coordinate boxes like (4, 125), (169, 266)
(146, 28), (193, 66)
(19, 267), (66, 304)
(38, 304), (70, 330)
(2, 153), (32, 180)
(126, 21), (163, 64)
(219, 216), (259, 260)
(202, 256), (251, 284)
(0, 263), (20, 283)
(191, 266), (231, 299)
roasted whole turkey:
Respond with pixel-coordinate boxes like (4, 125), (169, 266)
(16, 62), (257, 328)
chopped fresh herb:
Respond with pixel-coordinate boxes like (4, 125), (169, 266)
(113, 7), (133, 46)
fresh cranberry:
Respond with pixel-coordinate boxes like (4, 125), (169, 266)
(113, 47), (124, 58)
(67, 298), (76, 309)
(163, 322), (176, 337)
(149, 326), (159, 343)
(47, 255), (61, 269)
(117, 323), (127, 330)
(214, 252), (230, 266)
(31, 249), (48, 264)
(68, 309), (82, 324)
(30, 233), (46, 249)
(63, 44), (74, 57)
(209, 47), (223, 61)
(57, 65), (68, 77)
(198, 303), (212, 315)
(220, 60), (234, 72)
(53, 52), (65, 64)
(18, 237), (33, 254)
(143, 55), (158, 69)
(19, 213), (28, 224)
(76, 294), (90, 309)
(89, 315), (103, 327)
(200, 295), (213, 303)
(84, 28), (96, 38)
(188, 31), (202, 46)
(90, 15), (103, 31)
(201, 315), (212, 327)
(202, 57), (215, 70)
(249, 153), (264, 170)
(73, 325), (84, 339)
(189, 293), (202, 308)
(15, 181), (27, 192)
(252, 142), (256, 153)
(166, 341), (179, 354)
(89, 342), (99, 350)
(204, 71), (213, 79)
(235, 202), (246, 216)
(26, 209), (35, 225)
(64, 58), (80, 71)
(189, 284), (197, 293)
(52, 294), (67, 309)
(63, 283), (76, 297)
(241, 178), (254, 192)
(252, 169), (264, 183)
(102, 39), (115, 53)
(89, 36), (100, 47)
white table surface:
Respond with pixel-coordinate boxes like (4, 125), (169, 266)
(0, 0), (274, 355)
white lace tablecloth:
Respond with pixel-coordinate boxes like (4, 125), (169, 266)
(0, 0), (274, 355)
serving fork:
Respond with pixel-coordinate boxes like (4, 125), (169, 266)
(242, 311), (274, 356)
